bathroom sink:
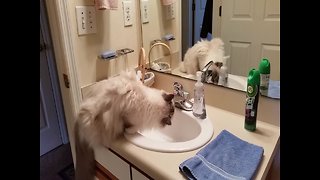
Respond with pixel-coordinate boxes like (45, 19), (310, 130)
(124, 108), (213, 152)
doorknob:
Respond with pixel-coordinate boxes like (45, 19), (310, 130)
(40, 43), (46, 52)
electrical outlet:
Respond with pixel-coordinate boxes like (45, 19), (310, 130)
(122, 1), (133, 27)
(166, 3), (175, 20)
(75, 6), (97, 35)
(141, 0), (149, 24)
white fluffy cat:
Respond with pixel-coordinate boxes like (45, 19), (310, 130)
(180, 37), (229, 76)
(74, 70), (175, 180)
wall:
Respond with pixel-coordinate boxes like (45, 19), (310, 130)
(67, 0), (143, 87)
(141, 0), (181, 66)
(66, 0), (181, 88)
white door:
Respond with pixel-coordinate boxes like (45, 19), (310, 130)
(40, 25), (62, 156)
(221, 0), (280, 80)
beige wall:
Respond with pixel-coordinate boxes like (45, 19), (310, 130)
(141, 0), (181, 66)
(66, 0), (181, 87)
(67, 0), (143, 87)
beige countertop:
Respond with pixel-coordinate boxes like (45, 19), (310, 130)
(106, 105), (280, 180)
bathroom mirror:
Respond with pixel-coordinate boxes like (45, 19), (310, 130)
(140, 0), (280, 99)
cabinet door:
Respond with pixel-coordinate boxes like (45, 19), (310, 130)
(95, 161), (118, 180)
(94, 147), (131, 180)
(131, 167), (150, 180)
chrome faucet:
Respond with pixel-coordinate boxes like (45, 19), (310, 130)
(148, 40), (172, 73)
(201, 61), (214, 83)
(173, 82), (193, 111)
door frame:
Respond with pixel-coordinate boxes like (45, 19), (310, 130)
(181, 0), (221, 60)
(40, 0), (70, 144)
(43, 0), (82, 162)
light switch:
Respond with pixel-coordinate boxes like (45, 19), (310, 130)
(75, 6), (97, 35)
(166, 3), (175, 20)
(122, 1), (133, 27)
(141, 0), (149, 24)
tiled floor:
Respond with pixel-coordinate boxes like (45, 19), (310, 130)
(40, 143), (74, 180)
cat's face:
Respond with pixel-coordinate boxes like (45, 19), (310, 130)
(160, 93), (175, 127)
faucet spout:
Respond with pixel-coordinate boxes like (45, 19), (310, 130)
(148, 41), (172, 73)
(201, 61), (214, 83)
(173, 82), (193, 111)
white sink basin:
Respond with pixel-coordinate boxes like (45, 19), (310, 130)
(124, 108), (213, 152)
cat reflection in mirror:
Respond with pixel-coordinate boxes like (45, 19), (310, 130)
(179, 37), (230, 80)
(74, 70), (175, 180)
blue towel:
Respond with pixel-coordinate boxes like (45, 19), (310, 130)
(179, 130), (264, 180)
(267, 80), (280, 99)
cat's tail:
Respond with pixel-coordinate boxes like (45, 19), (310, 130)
(74, 96), (113, 180)
(74, 121), (95, 180)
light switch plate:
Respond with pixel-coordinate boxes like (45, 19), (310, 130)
(75, 6), (97, 35)
(166, 3), (175, 20)
(122, 1), (133, 27)
(141, 0), (149, 24)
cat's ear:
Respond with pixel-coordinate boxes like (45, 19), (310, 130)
(161, 117), (172, 126)
(214, 62), (223, 68)
(162, 93), (174, 102)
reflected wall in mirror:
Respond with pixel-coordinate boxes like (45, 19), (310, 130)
(139, 0), (280, 99)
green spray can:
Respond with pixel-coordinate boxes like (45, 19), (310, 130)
(259, 58), (270, 96)
(245, 68), (260, 131)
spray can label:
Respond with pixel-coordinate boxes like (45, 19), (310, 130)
(260, 73), (270, 95)
(245, 85), (259, 124)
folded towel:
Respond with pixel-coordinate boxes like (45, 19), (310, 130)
(267, 80), (280, 99)
(179, 130), (264, 180)
(100, 50), (117, 59)
(94, 0), (118, 10)
(161, 0), (175, 6)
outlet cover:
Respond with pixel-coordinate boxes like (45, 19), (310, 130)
(75, 6), (97, 35)
(141, 0), (149, 24)
(122, 1), (133, 27)
(166, 3), (175, 20)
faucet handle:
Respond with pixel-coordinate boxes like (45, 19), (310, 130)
(173, 82), (185, 97)
(173, 82), (183, 91)
(173, 82), (190, 100)
(182, 91), (189, 100)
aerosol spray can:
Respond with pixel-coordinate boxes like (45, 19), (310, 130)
(259, 58), (270, 96)
(245, 69), (260, 131)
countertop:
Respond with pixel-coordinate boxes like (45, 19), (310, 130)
(103, 105), (280, 180)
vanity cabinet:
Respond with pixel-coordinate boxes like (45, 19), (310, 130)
(131, 167), (151, 180)
(95, 163), (151, 180)
(95, 162), (118, 180)
(94, 146), (152, 180)
(94, 147), (131, 180)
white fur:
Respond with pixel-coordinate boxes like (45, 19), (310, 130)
(76, 70), (174, 148)
(180, 38), (229, 75)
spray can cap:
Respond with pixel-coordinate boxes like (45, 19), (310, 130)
(247, 69), (260, 97)
(259, 58), (270, 74)
(196, 71), (202, 82)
